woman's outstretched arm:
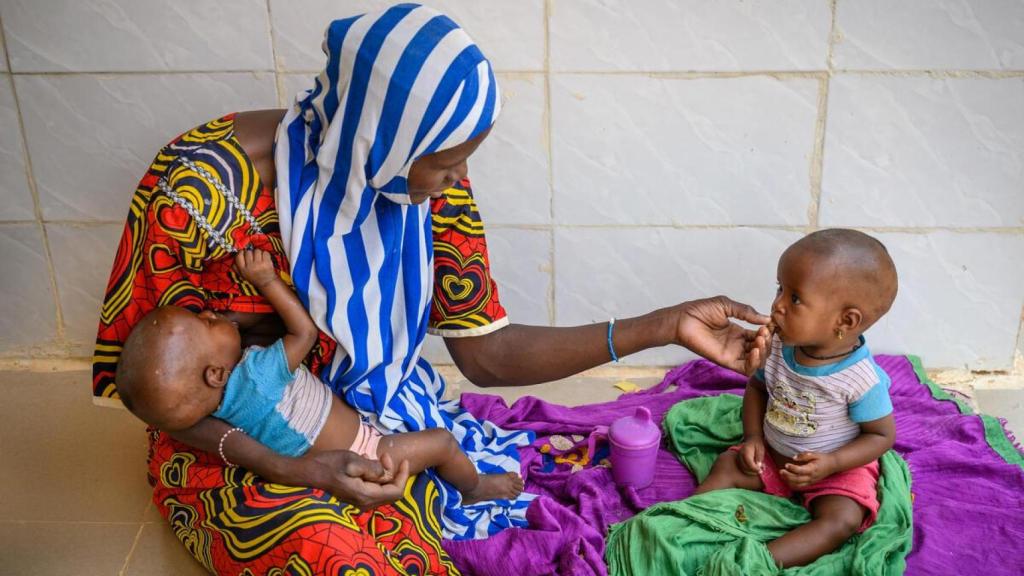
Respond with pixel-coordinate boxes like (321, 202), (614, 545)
(445, 295), (769, 387)
(169, 417), (409, 509)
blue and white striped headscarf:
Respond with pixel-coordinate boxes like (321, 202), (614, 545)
(275, 4), (533, 540)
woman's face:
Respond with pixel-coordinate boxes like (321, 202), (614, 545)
(406, 127), (491, 204)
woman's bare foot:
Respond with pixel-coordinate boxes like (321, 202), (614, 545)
(462, 472), (525, 504)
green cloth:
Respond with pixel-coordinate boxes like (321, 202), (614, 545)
(605, 394), (913, 576)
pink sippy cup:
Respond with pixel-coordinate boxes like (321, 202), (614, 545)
(588, 406), (662, 489)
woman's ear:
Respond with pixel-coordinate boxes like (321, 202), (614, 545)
(839, 307), (863, 334)
(203, 365), (229, 388)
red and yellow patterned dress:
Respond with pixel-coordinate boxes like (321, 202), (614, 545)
(93, 115), (509, 575)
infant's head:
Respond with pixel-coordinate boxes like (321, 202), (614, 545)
(771, 229), (897, 348)
(116, 306), (242, 431)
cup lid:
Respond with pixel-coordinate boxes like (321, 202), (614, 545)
(609, 406), (661, 448)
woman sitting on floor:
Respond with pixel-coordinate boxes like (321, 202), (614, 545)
(92, 4), (768, 573)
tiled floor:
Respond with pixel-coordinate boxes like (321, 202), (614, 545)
(1, 368), (1020, 575)
(0, 368), (658, 575)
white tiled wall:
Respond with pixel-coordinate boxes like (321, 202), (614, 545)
(822, 76), (1024, 227)
(1, 0), (1022, 371)
(0, 77), (32, 220)
(550, 0), (832, 71)
(16, 73), (278, 220)
(269, 0), (546, 72)
(45, 223), (124, 356)
(833, 0), (1024, 70)
(0, 225), (58, 352)
(2, 0), (274, 72)
(550, 75), (819, 226)
(555, 227), (802, 366)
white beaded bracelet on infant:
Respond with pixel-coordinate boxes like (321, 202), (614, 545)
(218, 427), (245, 467)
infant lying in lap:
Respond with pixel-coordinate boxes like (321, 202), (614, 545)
(116, 248), (523, 505)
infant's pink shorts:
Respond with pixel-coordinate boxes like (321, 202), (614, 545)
(350, 422), (383, 460)
(728, 444), (881, 532)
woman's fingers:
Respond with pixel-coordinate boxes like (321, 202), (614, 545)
(718, 296), (770, 325)
(390, 459), (410, 490)
(343, 452), (384, 480)
(330, 453), (410, 509)
(377, 452), (396, 480)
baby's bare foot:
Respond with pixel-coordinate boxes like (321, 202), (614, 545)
(462, 472), (524, 504)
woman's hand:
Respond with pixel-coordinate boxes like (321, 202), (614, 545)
(669, 295), (770, 375)
(303, 451), (410, 509)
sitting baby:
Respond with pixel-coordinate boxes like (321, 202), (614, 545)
(115, 247), (523, 504)
(693, 228), (899, 568)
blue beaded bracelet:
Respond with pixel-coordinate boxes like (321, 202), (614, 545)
(607, 318), (619, 362)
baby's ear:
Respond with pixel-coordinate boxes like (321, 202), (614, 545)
(203, 365), (229, 388)
(840, 307), (863, 332)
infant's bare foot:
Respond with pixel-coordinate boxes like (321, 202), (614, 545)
(462, 472), (524, 504)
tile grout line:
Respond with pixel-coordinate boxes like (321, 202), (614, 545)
(808, 0), (840, 231)
(0, 14), (67, 344)
(806, 72), (829, 230)
(1, 346), (1021, 376)
(117, 523), (146, 576)
(1, 220), (1022, 234)
(826, 0), (839, 97)
(264, 0), (286, 109)
(1015, 304), (1024, 374)
(488, 223), (1024, 233)
(4, 69), (1022, 78)
(544, 0), (556, 326)
(547, 69), (1024, 79)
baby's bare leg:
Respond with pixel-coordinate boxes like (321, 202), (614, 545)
(767, 495), (865, 568)
(693, 450), (764, 495)
(377, 429), (523, 504)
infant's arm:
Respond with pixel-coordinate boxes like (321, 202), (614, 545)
(742, 374), (768, 440)
(736, 374), (770, 474)
(829, 376), (897, 473)
(235, 249), (318, 371)
(829, 413), (896, 474)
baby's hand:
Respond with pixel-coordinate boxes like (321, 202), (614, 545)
(779, 452), (835, 488)
(742, 324), (771, 376)
(235, 248), (278, 288)
(737, 438), (764, 476)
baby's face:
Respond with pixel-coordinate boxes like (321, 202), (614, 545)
(769, 248), (844, 347)
(132, 307), (242, 431)
(193, 309), (242, 361)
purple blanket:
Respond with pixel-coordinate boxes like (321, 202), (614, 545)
(443, 356), (1024, 575)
